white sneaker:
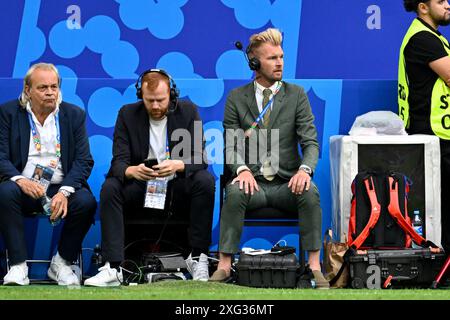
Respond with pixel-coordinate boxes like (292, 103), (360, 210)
(84, 262), (123, 287)
(185, 253), (209, 281)
(47, 252), (80, 286)
(3, 262), (29, 286)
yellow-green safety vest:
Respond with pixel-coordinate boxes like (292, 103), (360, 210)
(398, 18), (450, 139)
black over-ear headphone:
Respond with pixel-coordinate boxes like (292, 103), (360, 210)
(135, 68), (180, 103)
(234, 41), (261, 71)
(245, 45), (261, 71)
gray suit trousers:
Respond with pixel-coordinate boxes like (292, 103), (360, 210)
(218, 176), (322, 254)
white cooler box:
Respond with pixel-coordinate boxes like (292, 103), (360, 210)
(330, 134), (441, 247)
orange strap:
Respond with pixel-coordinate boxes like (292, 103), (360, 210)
(349, 177), (381, 249)
(387, 176), (433, 247)
(403, 187), (412, 248)
(348, 183), (356, 245)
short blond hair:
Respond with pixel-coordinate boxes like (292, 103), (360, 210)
(247, 28), (283, 55)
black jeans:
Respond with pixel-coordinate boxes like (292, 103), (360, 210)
(99, 170), (215, 262)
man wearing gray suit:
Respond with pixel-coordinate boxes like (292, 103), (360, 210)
(210, 28), (329, 288)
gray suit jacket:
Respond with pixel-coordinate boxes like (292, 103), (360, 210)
(223, 81), (319, 180)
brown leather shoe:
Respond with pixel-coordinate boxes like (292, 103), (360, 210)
(209, 269), (230, 282)
(312, 270), (330, 289)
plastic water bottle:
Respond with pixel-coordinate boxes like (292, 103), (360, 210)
(411, 209), (423, 249)
(41, 196), (61, 226)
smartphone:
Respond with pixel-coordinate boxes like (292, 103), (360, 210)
(144, 158), (158, 169)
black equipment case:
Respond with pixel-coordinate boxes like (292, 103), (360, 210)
(236, 252), (299, 288)
(348, 248), (446, 289)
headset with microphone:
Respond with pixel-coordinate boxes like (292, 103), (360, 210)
(235, 41), (261, 71)
(135, 68), (180, 114)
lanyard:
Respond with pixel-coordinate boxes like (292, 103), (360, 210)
(27, 112), (61, 160)
(165, 134), (170, 160)
(245, 82), (282, 137)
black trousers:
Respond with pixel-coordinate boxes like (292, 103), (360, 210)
(0, 181), (97, 265)
(99, 169), (215, 262)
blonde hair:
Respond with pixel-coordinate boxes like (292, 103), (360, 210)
(19, 63), (62, 108)
(247, 28), (283, 56)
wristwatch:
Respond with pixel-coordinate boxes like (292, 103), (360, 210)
(59, 189), (71, 199)
(299, 165), (312, 176)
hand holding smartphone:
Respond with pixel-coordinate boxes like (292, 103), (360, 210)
(144, 158), (159, 170)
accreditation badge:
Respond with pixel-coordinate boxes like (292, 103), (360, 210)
(144, 177), (168, 210)
(31, 164), (54, 193)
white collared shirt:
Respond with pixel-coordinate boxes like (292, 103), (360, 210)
(11, 103), (74, 194)
(254, 80), (280, 113)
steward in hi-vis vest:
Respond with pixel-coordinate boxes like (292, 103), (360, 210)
(398, 18), (450, 139)
(400, 0), (450, 255)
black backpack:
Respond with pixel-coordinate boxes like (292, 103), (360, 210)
(347, 171), (437, 250)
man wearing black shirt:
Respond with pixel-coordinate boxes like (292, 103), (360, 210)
(400, 0), (450, 253)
